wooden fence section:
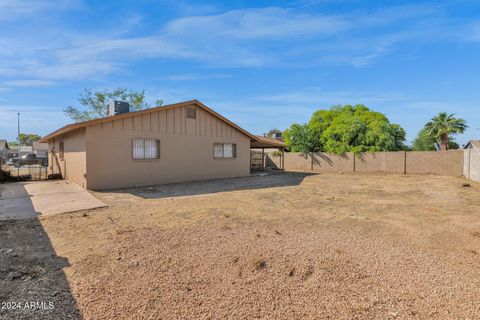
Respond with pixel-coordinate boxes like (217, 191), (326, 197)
(266, 150), (465, 176)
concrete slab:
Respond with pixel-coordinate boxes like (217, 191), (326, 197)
(0, 181), (106, 220)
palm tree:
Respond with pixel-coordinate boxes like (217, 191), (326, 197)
(424, 112), (467, 151)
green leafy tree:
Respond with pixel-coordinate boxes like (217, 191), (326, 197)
(424, 112), (467, 151)
(308, 105), (407, 154)
(283, 123), (322, 153)
(64, 88), (163, 122)
(412, 129), (460, 151)
(448, 140), (460, 150)
(12, 133), (41, 146)
(412, 128), (437, 151)
(412, 128), (460, 151)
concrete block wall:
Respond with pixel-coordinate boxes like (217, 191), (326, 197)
(313, 153), (354, 172)
(355, 152), (405, 173)
(406, 151), (464, 176)
(282, 153), (312, 171)
(266, 150), (465, 176)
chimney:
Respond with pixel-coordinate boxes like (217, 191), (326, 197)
(107, 101), (130, 116)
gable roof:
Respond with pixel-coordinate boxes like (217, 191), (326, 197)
(464, 140), (480, 149)
(0, 140), (9, 151)
(40, 100), (286, 148)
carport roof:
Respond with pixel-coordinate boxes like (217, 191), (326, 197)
(40, 100), (286, 149)
(251, 135), (286, 148)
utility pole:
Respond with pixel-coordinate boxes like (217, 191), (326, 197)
(17, 112), (20, 180)
(17, 112), (20, 141)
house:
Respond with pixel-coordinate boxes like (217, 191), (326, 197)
(0, 140), (9, 165)
(40, 100), (285, 190)
(32, 141), (49, 158)
(464, 140), (480, 149)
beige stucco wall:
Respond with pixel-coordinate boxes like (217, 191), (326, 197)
(267, 150), (464, 176)
(464, 149), (480, 182)
(282, 153), (312, 171)
(313, 152), (354, 172)
(405, 151), (464, 176)
(84, 104), (250, 190)
(355, 152), (405, 173)
(48, 128), (87, 188)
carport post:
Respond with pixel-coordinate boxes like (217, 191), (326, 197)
(261, 147), (265, 172)
(281, 148), (285, 170)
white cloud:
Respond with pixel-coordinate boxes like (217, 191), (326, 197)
(165, 8), (349, 39)
(256, 88), (412, 106)
(164, 73), (232, 81)
(4, 79), (58, 87)
(0, 4), (474, 81)
(0, 0), (77, 20)
(350, 46), (389, 67)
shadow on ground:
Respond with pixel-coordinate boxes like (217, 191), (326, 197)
(109, 172), (317, 199)
(0, 184), (81, 319)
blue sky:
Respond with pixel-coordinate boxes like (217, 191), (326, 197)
(1, 0), (479, 145)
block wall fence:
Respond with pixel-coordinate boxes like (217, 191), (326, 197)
(265, 150), (467, 177)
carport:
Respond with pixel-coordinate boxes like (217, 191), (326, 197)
(250, 135), (286, 171)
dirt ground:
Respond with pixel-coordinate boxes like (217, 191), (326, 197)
(1, 172), (480, 319)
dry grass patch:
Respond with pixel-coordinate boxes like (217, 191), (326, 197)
(8, 172), (478, 319)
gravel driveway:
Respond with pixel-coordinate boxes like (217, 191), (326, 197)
(2, 172), (480, 319)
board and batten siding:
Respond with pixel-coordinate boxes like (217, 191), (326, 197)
(84, 104), (250, 190)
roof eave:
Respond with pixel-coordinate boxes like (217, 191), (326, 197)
(39, 99), (283, 148)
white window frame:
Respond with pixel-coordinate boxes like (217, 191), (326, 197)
(213, 143), (236, 159)
(132, 138), (160, 160)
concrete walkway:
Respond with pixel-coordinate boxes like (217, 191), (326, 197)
(0, 181), (106, 220)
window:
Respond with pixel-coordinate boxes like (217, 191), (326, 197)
(213, 143), (236, 159)
(214, 144), (223, 158)
(59, 141), (64, 160)
(187, 107), (196, 119)
(133, 138), (159, 160)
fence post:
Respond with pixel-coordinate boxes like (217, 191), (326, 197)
(261, 148), (264, 172)
(404, 151), (407, 175)
(352, 153), (356, 173)
(310, 152), (313, 171)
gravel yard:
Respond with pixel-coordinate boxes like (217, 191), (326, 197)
(1, 172), (480, 319)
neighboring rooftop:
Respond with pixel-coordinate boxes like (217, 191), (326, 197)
(33, 141), (48, 151)
(0, 140), (9, 151)
(8, 146), (33, 153)
(464, 140), (480, 149)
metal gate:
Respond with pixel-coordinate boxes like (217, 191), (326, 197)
(0, 163), (49, 182)
(250, 150), (264, 171)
